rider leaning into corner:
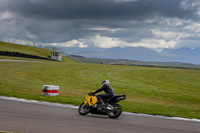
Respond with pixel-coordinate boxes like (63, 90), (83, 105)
(91, 80), (115, 107)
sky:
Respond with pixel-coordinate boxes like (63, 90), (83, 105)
(0, 0), (200, 51)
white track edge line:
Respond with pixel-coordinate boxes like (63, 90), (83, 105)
(0, 96), (200, 123)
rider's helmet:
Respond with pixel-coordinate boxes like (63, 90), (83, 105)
(102, 80), (109, 85)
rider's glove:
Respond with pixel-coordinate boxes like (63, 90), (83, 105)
(88, 92), (94, 96)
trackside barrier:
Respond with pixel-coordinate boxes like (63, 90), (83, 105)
(42, 85), (59, 96)
(0, 51), (53, 61)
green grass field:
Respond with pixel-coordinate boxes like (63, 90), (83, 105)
(0, 42), (200, 119)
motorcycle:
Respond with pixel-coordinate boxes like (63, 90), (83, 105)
(78, 92), (126, 119)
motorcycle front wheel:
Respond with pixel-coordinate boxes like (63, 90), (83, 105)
(107, 103), (122, 119)
(78, 102), (91, 115)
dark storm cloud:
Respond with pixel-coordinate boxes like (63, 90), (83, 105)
(1, 0), (200, 50)
(2, 0), (198, 21)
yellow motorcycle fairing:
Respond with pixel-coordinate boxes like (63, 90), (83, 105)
(85, 94), (98, 106)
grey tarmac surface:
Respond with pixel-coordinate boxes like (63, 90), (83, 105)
(0, 98), (200, 133)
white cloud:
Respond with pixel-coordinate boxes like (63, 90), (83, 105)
(145, 17), (184, 26)
(180, 0), (200, 17)
(64, 35), (176, 49)
(0, 11), (14, 20)
(159, 18), (183, 26)
(191, 1), (200, 8)
(136, 39), (176, 49)
(180, 0), (200, 9)
(46, 39), (88, 48)
(26, 33), (38, 39)
(81, 35), (120, 48)
(114, 0), (138, 3)
(83, 27), (125, 33)
(44, 35), (176, 49)
(29, 0), (43, 3)
(180, 0), (190, 9)
(65, 39), (88, 48)
(151, 29), (193, 41)
(195, 7), (200, 16)
(184, 22), (200, 33)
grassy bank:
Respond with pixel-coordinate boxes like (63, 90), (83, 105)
(0, 61), (200, 119)
(0, 41), (75, 63)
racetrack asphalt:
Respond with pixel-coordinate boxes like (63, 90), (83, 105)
(0, 97), (200, 133)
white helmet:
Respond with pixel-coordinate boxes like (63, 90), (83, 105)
(102, 80), (109, 85)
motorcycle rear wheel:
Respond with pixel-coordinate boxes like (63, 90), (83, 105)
(107, 103), (122, 119)
(78, 102), (91, 115)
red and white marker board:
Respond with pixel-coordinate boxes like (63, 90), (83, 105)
(42, 85), (59, 96)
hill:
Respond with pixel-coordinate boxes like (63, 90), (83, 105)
(161, 47), (200, 56)
(60, 46), (200, 65)
(161, 47), (200, 65)
(0, 41), (75, 63)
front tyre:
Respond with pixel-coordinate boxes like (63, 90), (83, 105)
(107, 103), (122, 119)
(78, 102), (91, 115)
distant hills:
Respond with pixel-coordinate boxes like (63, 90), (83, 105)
(161, 47), (200, 56)
(161, 47), (200, 65)
(58, 46), (200, 65)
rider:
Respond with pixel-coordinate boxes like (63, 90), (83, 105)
(91, 80), (115, 107)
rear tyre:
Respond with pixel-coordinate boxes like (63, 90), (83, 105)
(107, 103), (122, 119)
(78, 102), (91, 115)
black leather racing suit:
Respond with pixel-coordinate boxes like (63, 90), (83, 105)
(93, 84), (115, 105)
